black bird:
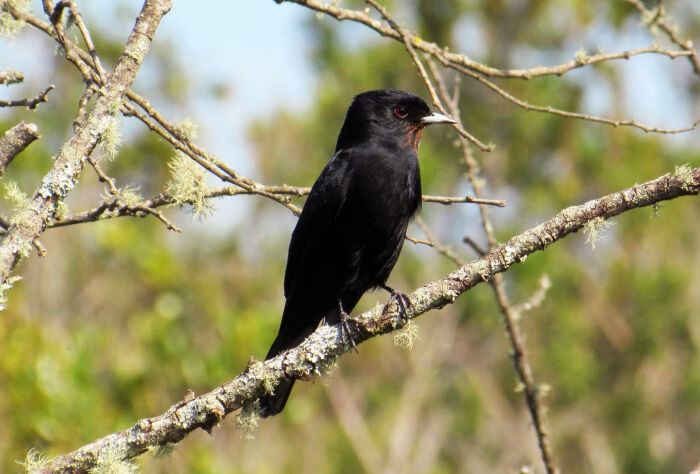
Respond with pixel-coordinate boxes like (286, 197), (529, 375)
(260, 89), (455, 417)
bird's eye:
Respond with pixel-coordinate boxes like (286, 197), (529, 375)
(394, 106), (408, 119)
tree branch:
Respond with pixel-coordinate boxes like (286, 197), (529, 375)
(0, 69), (23, 85)
(427, 57), (560, 472)
(43, 188), (500, 230)
(281, 0), (698, 135)
(39, 166), (699, 473)
(0, 0), (172, 289)
(624, 0), (700, 74)
(0, 84), (54, 109)
(0, 122), (39, 176)
(279, 0), (698, 79)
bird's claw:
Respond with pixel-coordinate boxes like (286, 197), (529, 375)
(381, 285), (411, 322)
(338, 301), (359, 353)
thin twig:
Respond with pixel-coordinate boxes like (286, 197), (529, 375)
(0, 84), (55, 109)
(51, 1), (108, 82)
(279, 0), (697, 79)
(624, 0), (700, 74)
(405, 235), (434, 247)
(415, 216), (465, 266)
(423, 194), (505, 207)
(434, 53), (698, 135)
(74, 83), (99, 132)
(86, 157), (118, 195)
(463, 236), (487, 256)
(130, 204), (181, 232)
(513, 275), (552, 315)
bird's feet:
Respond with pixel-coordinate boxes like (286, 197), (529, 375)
(380, 284), (411, 322)
(338, 300), (358, 353)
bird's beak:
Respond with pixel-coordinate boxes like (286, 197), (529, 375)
(421, 112), (457, 125)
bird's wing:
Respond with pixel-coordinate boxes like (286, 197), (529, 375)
(283, 150), (358, 298)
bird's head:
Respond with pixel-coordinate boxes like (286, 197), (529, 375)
(335, 89), (456, 152)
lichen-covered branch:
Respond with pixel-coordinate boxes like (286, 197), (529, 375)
(0, 121), (39, 176)
(0, 0), (172, 288)
(0, 69), (23, 85)
(39, 166), (699, 474)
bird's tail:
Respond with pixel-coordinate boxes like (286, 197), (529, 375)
(260, 301), (337, 417)
(259, 334), (296, 418)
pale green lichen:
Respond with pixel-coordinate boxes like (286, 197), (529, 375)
(115, 185), (143, 208)
(17, 447), (48, 472)
(165, 151), (213, 218)
(4, 180), (29, 225)
(234, 403), (260, 440)
(175, 118), (198, 140)
(4, 179), (27, 205)
(262, 371), (277, 395)
(88, 445), (136, 474)
(101, 117), (123, 161)
(0, 0), (30, 39)
(674, 163), (694, 191)
(89, 459), (137, 474)
(583, 216), (614, 250)
(316, 353), (338, 377)
(574, 47), (588, 64)
(393, 319), (419, 351)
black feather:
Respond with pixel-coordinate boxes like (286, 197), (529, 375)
(260, 90), (451, 417)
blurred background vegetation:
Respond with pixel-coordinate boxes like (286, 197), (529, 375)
(1, 0), (699, 472)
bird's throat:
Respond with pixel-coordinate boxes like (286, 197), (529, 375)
(403, 123), (424, 153)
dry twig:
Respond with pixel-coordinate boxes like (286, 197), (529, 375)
(0, 84), (54, 109)
(624, 0), (700, 74)
(280, 0), (698, 78)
